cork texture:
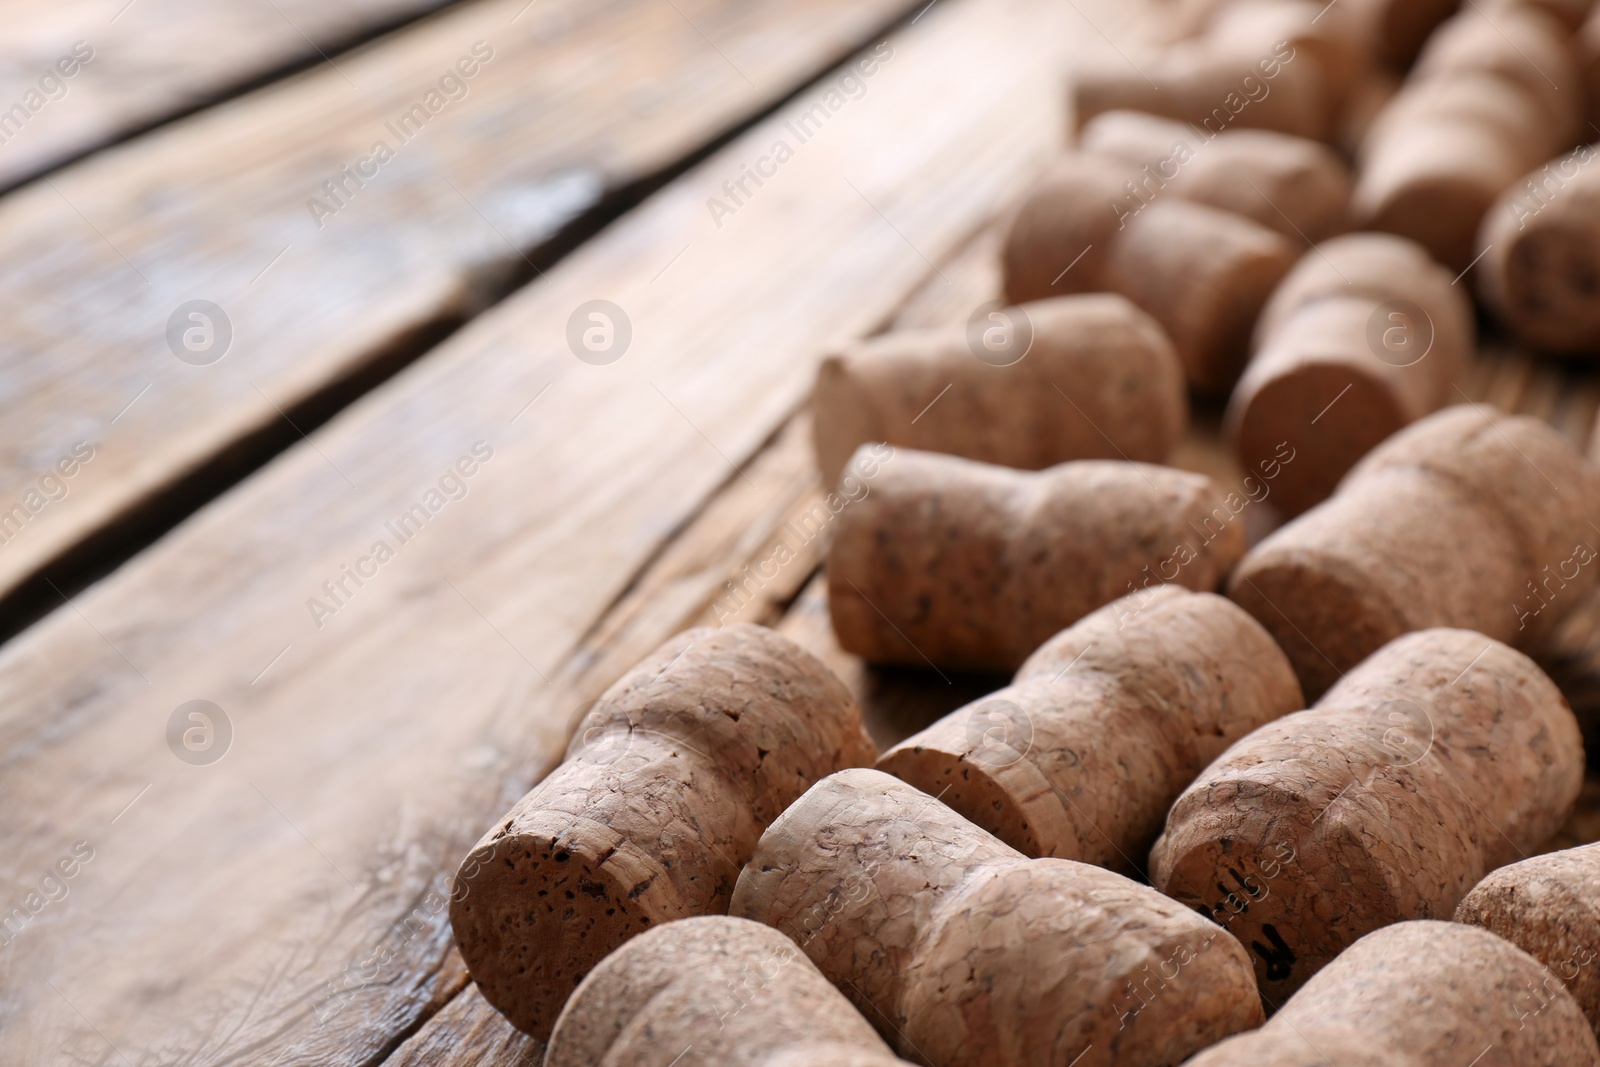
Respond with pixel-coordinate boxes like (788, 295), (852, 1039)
(1185, 922), (1600, 1065)
(449, 624), (876, 1038)
(829, 448), (1247, 672)
(547, 915), (908, 1067)
(877, 587), (1302, 873)
(1229, 404), (1600, 697)
(1458, 840), (1600, 1031)
(810, 293), (1186, 489)
(1152, 629), (1585, 1002)
(1228, 233), (1473, 515)
(730, 768), (1264, 1067)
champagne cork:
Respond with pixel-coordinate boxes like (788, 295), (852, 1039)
(810, 294), (1186, 489)
(876, 587), (1303, 873)
(828, 447), (1248, 672)
(1152, 629), (1585, 1002)
(730, 768), (1264, 1067)
(450, 624), (875, 1038)
(1227, 233), (1474, 516)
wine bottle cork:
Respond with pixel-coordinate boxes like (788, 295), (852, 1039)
(810, 293), (1186, 490)
(1226, 233), (1474, 516)
(1228, 404), (1600, 697)
(828, 447), (1248, 672)
(1152, 629), (1585, 1002)
(1458, 841), (1600, 1032)
(546, 916), (910, 1067)
(730, 768), (1265, 1067)
(1184, 921), (1600, 1066)
(1078, 109), (1353, 242)
(1002, 154), (1296, 393)
(1477, 144), (1600, 353)
(876, 587), (1303, 873)
(449, 624), (876, 1038)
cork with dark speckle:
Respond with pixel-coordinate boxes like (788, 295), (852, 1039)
(1152, 629), (1584, 1003)
(730, 768), (1264, 1067)
(449, 624), (875, 1038)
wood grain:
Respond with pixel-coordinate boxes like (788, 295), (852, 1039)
(0, 0), (1131, 1061)
(0, 0), (923, 627)
(0, 0), (457, 191)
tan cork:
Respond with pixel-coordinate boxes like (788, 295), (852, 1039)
(1478, 145), (1600, 354)
(876, 587), (1302, 874)
(828, 447), (1248, 672)
(546, 915), (909, 1067)
(1228, 404), (1600, 698)
(1152, 628), (1585, 1003)
(1458, 840), (1600, 1032)
(449, 623), (876, 1038)
(809, 293), (1186, 490)
(1227, 232), (1474, 516)
(1078, 110), (1353, 243)
(1353, 6), (1583, 272)
(729, 768), (1264, 1067)
(1002, 154), (1296, 393)
(1186, 921), (1600, 1065)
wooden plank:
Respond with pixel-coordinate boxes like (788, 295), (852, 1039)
(0, 0), (1131, 1061)
(0, 0), (925, 631)
(0, 0), (458, 191)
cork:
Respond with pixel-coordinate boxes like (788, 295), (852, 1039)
(546, 916), (909, 1067)
(810, 293), (1187, 490)
(1339, 0), (1465, 69)
(1078, 110), (1354, 242)
(449, 624), (876, 1038)
(828, 447), (1248, 672)
(1152, 629), (1585, 1003)
(1458, 841), (1600, 1032)
(1228, 404), (1600, 697)
(875, 587), (1302, 874)
(730, 768), (1264, 1067)
(1226, 233), (1474, 516)
(1353, 6), (1584, 272)
(1477, 145), (1600, 353)
(1184, 921), (1600, 1066)
(1002, 154), (1296, 393)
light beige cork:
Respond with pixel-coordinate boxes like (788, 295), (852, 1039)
(1478, 145), (1600, 354)
(1185, 921), (1600, 1065)
(1458, 841), (1600, 1032)
(1152, 629), (1585, 1003)
(546, 916), (909, 1067)
(876, 587), (1302, 874)
(828, 447), (1248, 672)
(1078, 110), (1353, 243)
(1227, 233), (1474, 516)
(730, 768), (1264, 1067)
(1228, 404), (1600, 697)
(1002, 154), (1296, 393)
(810, 293), (1186, 490)
(449, 624), (876, 1038)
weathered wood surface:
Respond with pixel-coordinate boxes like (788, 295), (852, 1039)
(0, 0), (459, 191)
(0, 0), (1135, 1061)
(0, 0), (923, 629)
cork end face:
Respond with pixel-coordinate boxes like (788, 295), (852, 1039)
(875, 744), (1049, 859)
(449, 832), (677, 1039)
(1494, 223), (1600, 353)
(1230, 362), (1408, 517)
(1229, 549), (1403, 700)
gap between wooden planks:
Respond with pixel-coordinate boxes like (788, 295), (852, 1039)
(0, 0), (925, 637)
(0, 0), (461, 192)
(0, 0), (1146, 1061)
